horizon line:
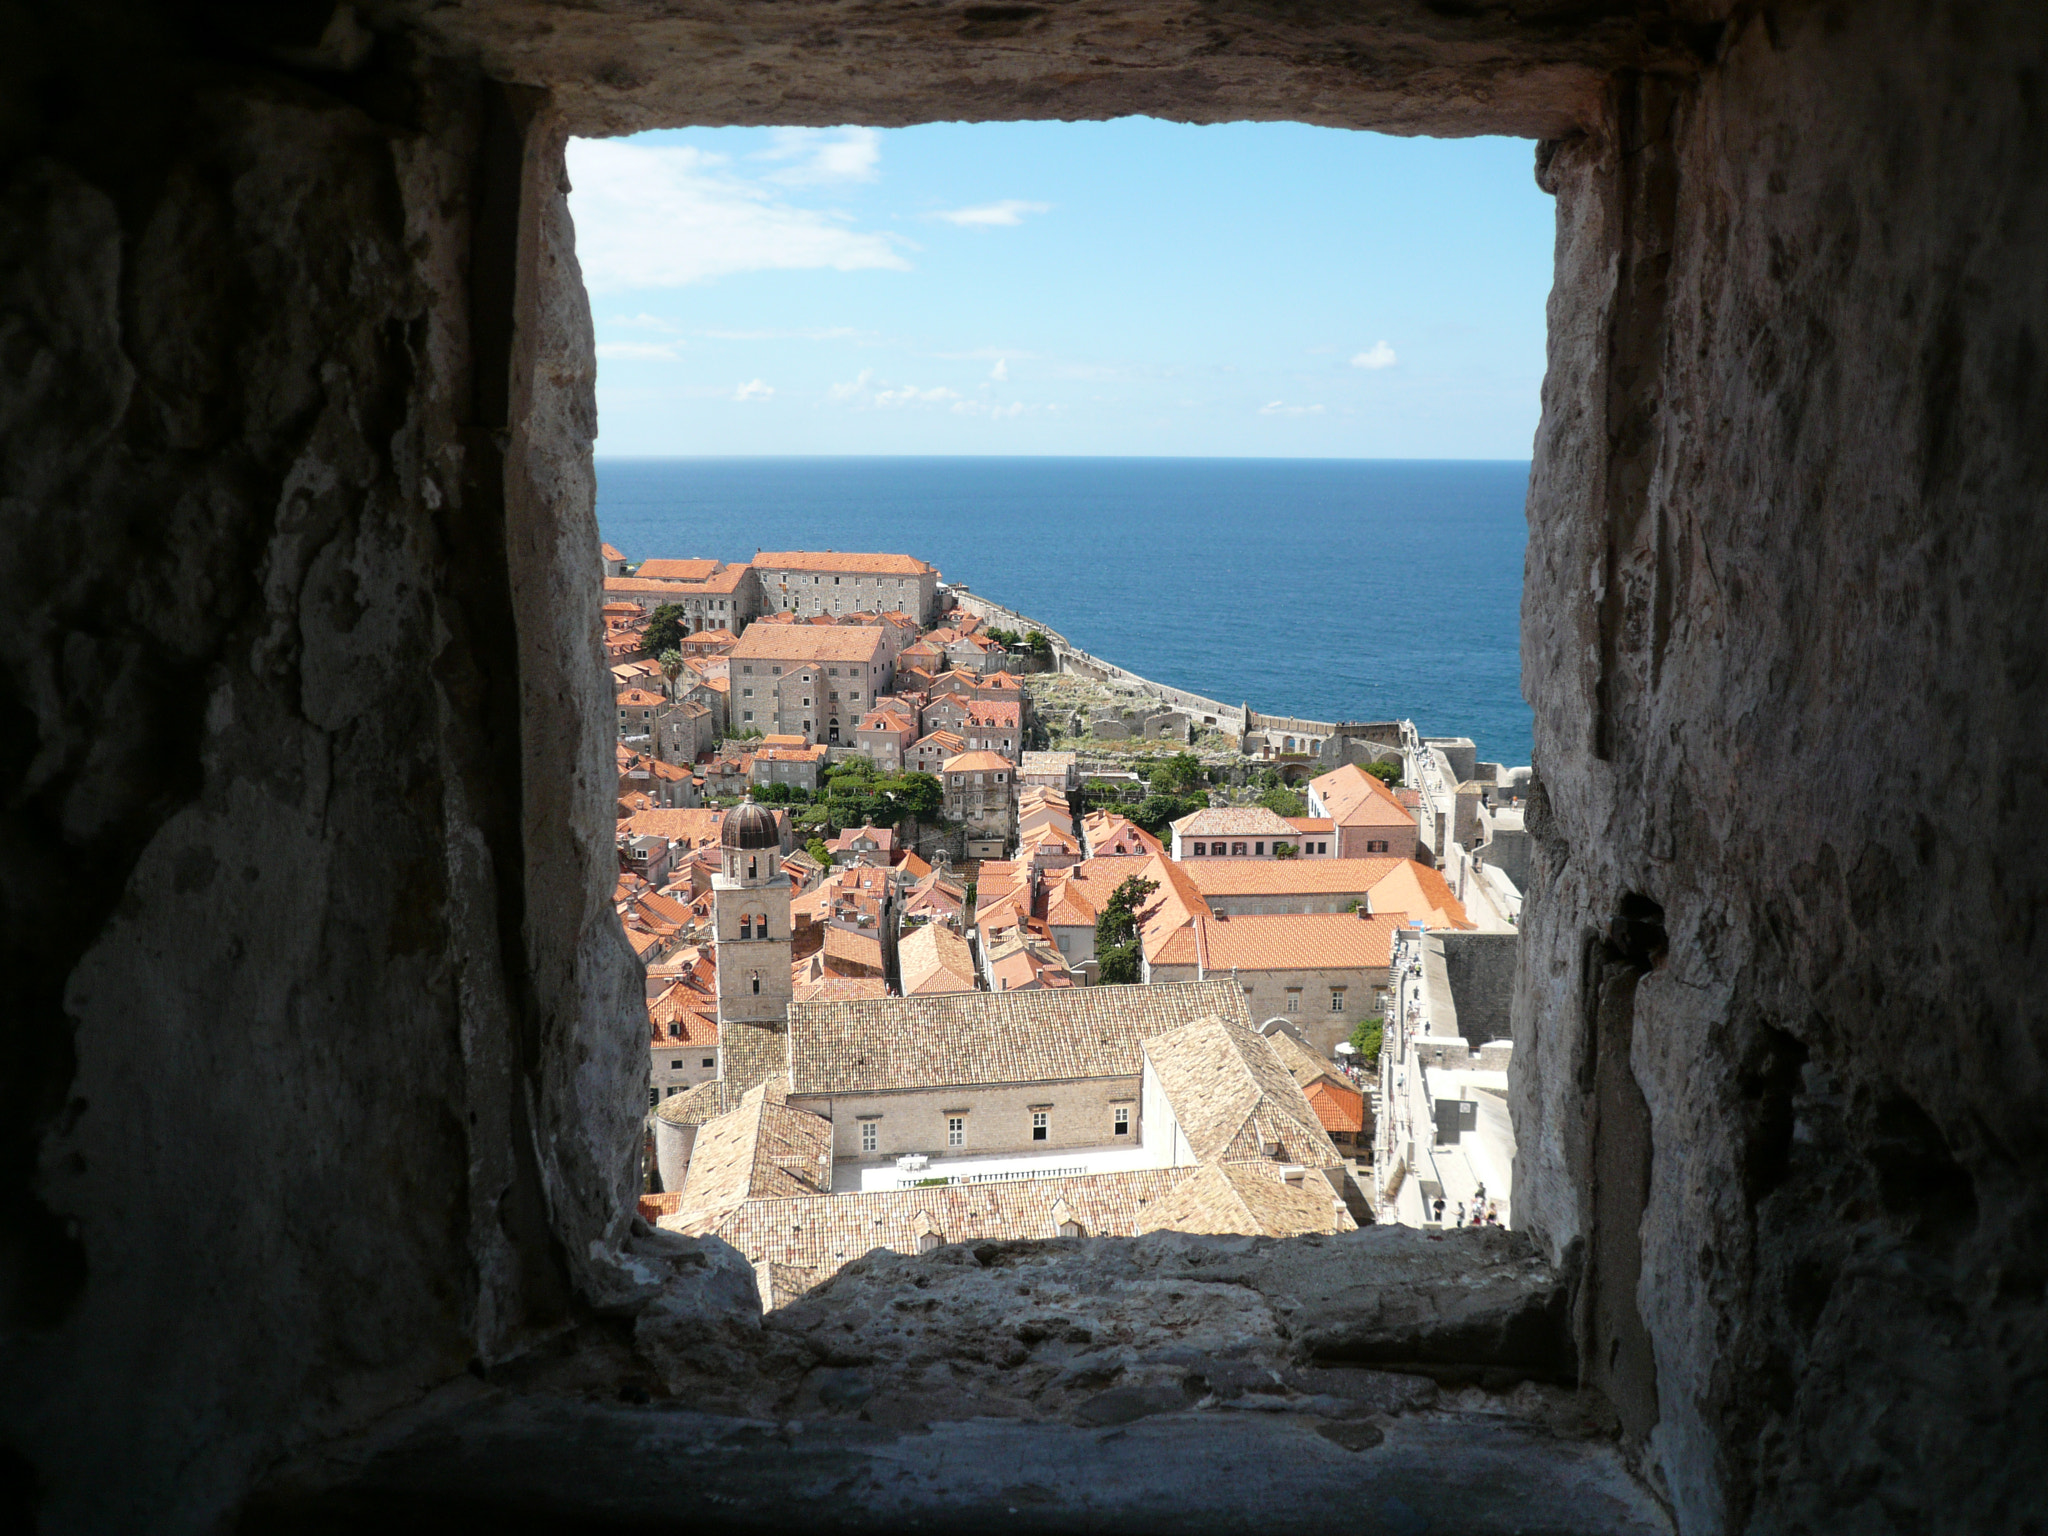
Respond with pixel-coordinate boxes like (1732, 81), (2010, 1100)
(591, 452), (1535, 463)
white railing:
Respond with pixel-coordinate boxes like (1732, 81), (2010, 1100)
(894, 1163), (1088, 1189)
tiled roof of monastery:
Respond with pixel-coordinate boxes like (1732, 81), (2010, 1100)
(1258, 1025), (1345, 1091)
(691, 1167), (1194, 1283)
(786, 979), (1250, 1096)
(1134, 1163), (1354, 1239)
(1141, 1015), (1343, 1170)
(674, 1082), (835, 1237)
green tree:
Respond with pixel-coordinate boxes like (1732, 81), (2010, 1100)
(1257, 785), (1307, 818)
(1093, 875), (1158, 986)
(1273, 841), (1298, 859)
(880, 771), (942, 822)
(1149, 751), (1206, 793)
(804, 836), (833, 866)
(983, 626), (1020, 647)
(642, 604), (689, 656)
(1256, 767), (1283, 792)
(1025, 630), (1053, 659)
(1365, 759), (1403, 787)
(1128, 792), (1185, 838)
(1348, 1016), (1385, 1068)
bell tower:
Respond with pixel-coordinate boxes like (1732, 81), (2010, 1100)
(712, 797), (793, 1038)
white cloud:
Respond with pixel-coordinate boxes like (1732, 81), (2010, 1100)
(952, 399), (1027, 419)
(754, 127), (882, 186)
(596, 341), (684, 361)
(1258, 400), (1325, 416)
(929, 200), (1052, 227)
(733, 379), (775, 402)
(990, 358), (1008, 382)
(567, 137), (910, 290)
(828, 369), (964, 409)
(1351, 340), (1397, 370)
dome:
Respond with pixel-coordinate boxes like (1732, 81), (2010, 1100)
(719, 797), (780, 850)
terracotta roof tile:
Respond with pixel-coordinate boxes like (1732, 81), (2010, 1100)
(1309, 763), (1415, 829)
(687, 1167), (1193, 1295)
(898, 922), (979, 995)
(1193, 911), (1401, 972)
(1142, 1014), (1344, 1169)
(730, 627), (890, 664)
(674, 1082), (836, 1236)
(1180, 857), (1402, 898)
(754, 550), (933, 575)
(786, 980), (1249, 1096)
(1134, 1162), (1354, 1239)
(635, 557), (724, 582)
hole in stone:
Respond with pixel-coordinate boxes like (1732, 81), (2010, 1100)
(585, 117), (1547, 1283)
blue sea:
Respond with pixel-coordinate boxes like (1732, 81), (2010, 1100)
(596, 458), (1534, 769)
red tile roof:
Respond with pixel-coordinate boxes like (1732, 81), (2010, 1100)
(753, 550), (933, 575)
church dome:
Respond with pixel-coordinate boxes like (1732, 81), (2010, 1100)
(719, 797), (780, 850)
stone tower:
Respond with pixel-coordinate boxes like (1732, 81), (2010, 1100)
(712, 798), (792, 1041)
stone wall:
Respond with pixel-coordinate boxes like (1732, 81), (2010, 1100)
(1513, 4), (2048, 1529)
(5, 3), (2045, 1533)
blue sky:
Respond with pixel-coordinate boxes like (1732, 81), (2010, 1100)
(567, 120), (1553, 458)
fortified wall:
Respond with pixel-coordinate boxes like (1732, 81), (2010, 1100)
(4, 4), (2044, 1535)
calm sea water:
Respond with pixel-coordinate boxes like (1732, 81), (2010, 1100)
(596, 458), (1534, 769)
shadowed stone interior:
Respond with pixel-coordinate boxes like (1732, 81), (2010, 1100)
(1, 2), (2042, 1533)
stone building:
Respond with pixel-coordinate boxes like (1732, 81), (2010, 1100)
(603, 559), (757, 633)
(1167, 805), (1313, 860)
(729, 624), (893, 745)
(1307, 762), (1420, 860)
(751, 550), (940, 624)
(1143, 910), (1402, 1058)
(711, 800), (794, 1048)
(941, 749), (1015, 859)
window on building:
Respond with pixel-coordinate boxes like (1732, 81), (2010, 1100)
(648, 1088), (659, 1107)
(670, 1058), (683, 1069)
(1192, 842), (1206, 856)
(742, 710), (754, 722)
(665, 1085), (681, 1097)
(742, 688), (752, 697)
(1367, 840), (1389, 853)
(751, 973), (761, 995)
(1032, 1111), (1049, 1142)
(947, 1116), (965, 1148)
(1331, 989), (1346, 1011)
(743, 665), (753, 675)
(1232, 842), (1247, 856)
(861, 1122), (878, 1153)
(1114, 1106), (1130, 1136)
(1254, 841), (1265, 855)
(1287, 990), (1301, 1012)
